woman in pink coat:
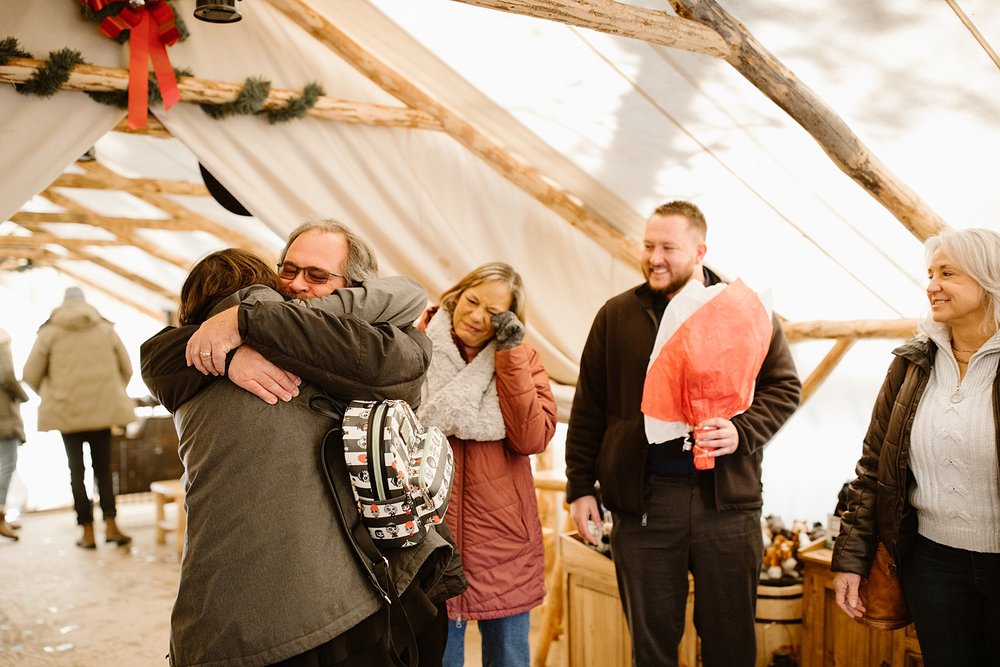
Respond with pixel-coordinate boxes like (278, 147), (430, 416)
(417, 262), (557, 667)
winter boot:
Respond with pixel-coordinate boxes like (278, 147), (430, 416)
(104, 517), (132, 546)
(0, 511), (17, 541)
(77, 523), (96, 549)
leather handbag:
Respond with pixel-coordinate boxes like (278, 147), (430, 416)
(857, 541), (912, 631)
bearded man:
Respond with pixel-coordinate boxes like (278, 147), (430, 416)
(564, 201), (801, 667)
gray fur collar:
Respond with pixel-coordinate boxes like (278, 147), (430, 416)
(417, 308), (505, 441)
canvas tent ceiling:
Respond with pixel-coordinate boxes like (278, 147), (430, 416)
(1, 0), (998, 521)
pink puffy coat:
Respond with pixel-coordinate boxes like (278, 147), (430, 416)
(445, 342), (557, 621)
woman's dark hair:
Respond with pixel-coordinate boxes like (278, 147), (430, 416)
(178, 248), (281, 326)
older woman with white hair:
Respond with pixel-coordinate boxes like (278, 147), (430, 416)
(831, 228), (1000, 665)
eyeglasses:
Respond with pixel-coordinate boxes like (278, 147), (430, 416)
(276, 261), (344, 285)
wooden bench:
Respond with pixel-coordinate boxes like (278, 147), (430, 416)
(150, 479), (186, 559)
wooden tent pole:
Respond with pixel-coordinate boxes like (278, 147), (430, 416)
(448, 0), (729, 57)
(264, 0), (641, 267)
(667, 0), (948, 240)
(0, 57), (442, 130)
(782, 318), (918, 342)
(800, 338), (855, 406)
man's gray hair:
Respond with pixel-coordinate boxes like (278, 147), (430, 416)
(279, 218), (378, 286)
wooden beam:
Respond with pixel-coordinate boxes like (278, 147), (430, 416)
(11, 211), (177, 228)
(0, 234), (122, 249)
(667, 0), (948, 241)
(0, 57), (443, 130)
(0, 247), (62, 266)
(55, 265), (168, 322)
(68, 249), (178, 301)
(38, 188), (193, 270)
(800, 338), (855, 405)
(76, 162), (276, 262)
(128, 191), (275, 261)
(264, 0), (641, 267)
(53, 173), (210, 197)
(783, 318), (918, 341)
(448, 0), (729, 57)
(113, 114), (172, 138)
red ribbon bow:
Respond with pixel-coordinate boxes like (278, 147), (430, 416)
(83, 0), (181, 129)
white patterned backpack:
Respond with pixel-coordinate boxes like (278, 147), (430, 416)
(339, 399), (454, 548)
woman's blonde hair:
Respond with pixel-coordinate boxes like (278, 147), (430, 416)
(440, 262), (526, 323)
(178, 248), (281, 326)
(925, 227), (1000, 333)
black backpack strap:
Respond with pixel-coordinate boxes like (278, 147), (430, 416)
(321, 426), (419, 667)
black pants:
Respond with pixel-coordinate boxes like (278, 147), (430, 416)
(903, 534), (1000, 666)
(61, 429), (116, 525)
(270, 590), (448, 667)
(610, 474), (763, 667)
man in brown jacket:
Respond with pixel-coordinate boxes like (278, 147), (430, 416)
(565, 201), (801, 667)
(23, 287), (135, 549)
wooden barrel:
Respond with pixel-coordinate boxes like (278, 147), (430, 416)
(754, 582), (802, 667)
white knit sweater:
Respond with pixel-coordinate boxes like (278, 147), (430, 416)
(909, 321), (1000, 553)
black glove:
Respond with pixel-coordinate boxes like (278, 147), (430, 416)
(492, 311), (525, 350)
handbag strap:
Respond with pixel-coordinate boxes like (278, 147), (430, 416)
(321, 426), (419, 667)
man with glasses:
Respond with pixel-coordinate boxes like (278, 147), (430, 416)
(140, 219), (463, 667)
(182, 220), (414, 404)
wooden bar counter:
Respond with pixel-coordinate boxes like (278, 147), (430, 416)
(799, 548), (923, 667)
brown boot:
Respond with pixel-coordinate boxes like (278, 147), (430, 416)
(77, 523), (96, 549)
(0, 512), (17, 541)
(104, 517), (132, 546)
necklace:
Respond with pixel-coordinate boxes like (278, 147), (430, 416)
(951, 344), (978, 353)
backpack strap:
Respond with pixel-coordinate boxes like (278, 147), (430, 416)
(320, 422), (419, 667)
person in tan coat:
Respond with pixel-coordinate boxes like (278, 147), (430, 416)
(23, 286), (136, 548)
(416, 262), (557, 667)
(0, 326), (29, 541)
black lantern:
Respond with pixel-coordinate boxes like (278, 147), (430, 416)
(194, 0), (242, 23)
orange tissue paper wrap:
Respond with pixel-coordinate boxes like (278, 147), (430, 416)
(642, 278), (772, 445)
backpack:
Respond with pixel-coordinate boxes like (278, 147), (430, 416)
(340, 399), (454, 548)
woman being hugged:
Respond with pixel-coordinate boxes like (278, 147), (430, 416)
(418, 262), (557, 667)
(832, 228), (1000, 665)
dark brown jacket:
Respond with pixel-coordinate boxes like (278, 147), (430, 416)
(565, 276), (801, 514)
(831, 337), (1000, 576)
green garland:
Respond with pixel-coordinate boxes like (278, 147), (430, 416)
(2, 36), (323, 124)
(265, 82), (324, 125)
(200, 77), (271, 119)
(0, 36), (31, 61)
(1, 39), (85, 98)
